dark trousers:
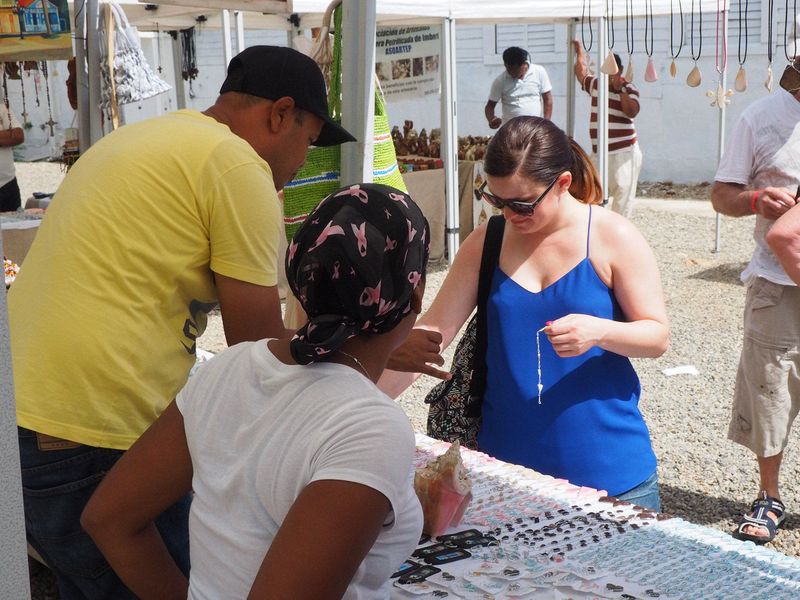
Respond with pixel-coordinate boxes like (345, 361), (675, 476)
(0, 177), (21, 212)
(18, 427), (191, 600)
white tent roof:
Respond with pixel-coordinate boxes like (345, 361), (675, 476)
(128, 0), (711, 30)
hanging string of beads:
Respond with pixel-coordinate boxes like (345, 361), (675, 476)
(18, 63), (30, 128)
(784, 0), (798, 61)
(1, 65), (12, 127)
(180, 27), (199, 98)
(735, 0), (749, 90)
(687, 0), (703, 86)
(581, 0), (594, 52)
(41, 61), (56, 137)
(669, 0), (685, 77)
(644, 0), (658, 80)
(765, 0), (775, 89)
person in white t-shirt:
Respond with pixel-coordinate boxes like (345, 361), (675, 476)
(485, 46), (553, 128)
(0, 107), (24, 212)
(82, 183), (429, 600)
(711, 58), (800, 545)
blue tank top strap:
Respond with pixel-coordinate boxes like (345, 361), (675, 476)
(585, 204), (593, 259)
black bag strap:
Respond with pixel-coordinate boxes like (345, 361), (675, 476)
(466, 215), (505, 417)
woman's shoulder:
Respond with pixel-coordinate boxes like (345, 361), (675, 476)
(590, 205), (646, 244)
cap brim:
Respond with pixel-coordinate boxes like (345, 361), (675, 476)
(313, 116), (357, 147)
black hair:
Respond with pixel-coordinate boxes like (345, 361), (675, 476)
(502, 47), (530, 67)
(614, 53), (624, 71)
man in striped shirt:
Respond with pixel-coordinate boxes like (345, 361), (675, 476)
(573, 40), (642, 218)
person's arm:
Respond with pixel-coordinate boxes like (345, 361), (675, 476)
(485, 100), (502, 129)
(542, 91), (553, 120)
(81, 402), (192, 600)
(215, 273), (291, 343)
(0, 126), (23, 147)
(572, 40), (591, 90)
(247, 480), (391, 599)
(618, 84), (640, 118)
(768, 202), (800, 284)
(546, 216), (669, 358)
(379, 224), (486, 397)
(712, 181), (797, 219)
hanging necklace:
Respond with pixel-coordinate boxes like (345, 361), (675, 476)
(581, 0), (594, 52)
(1, 66), (11, 128)
(602, 0), (620, 74)
(535, 326), (546, 405)
(336, 349), (371, 379)
(706, 0), (733, 107)
(41, 61), (56, 136)
(18, 64), (30, 128)
(784, 0), (797, 62)
(644, 0), (658, 81)
(687, 0), (703, 87)
(765, 0), (775, 90)
(669, 0), (685, 77)
(735, 0), (749, 90)
(625, 0), (635, 80)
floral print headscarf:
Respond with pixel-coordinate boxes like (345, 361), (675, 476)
(286, 183), (430, 364)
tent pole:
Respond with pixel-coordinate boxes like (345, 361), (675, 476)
(235, 11), (246, 53)
(221, 10), (233, 67)
(566, 19), (577, 138)
(442, 16), (460, 265)
(86, 0), (103, 146)
(340, 0), (376, 184)
(714, 3), (730, 253)
(598, 16), (609, 206)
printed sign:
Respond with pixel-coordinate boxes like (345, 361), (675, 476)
(375, 25), (440, 100)
(0, 0), (73, 61)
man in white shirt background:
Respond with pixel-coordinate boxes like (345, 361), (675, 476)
(485, 46), (553, 128)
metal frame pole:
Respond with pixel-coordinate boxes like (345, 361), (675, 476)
(442, 16), (460, 264)
(597, 15), (609, 205)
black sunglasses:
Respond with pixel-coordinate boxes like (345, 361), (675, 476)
(479, 177), (559, 215)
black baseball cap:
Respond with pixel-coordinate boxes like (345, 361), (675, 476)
(220, 45), (356, 147)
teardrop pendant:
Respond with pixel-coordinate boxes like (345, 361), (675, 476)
(644, 58), (658, 82)
(686, 63), (702, 87)
(601, 51), (619, 75)
(734, 66), (747, 92)
(764, 64), (773, 92)
(625, 56), (634, 82)
(669, 60), (678, 78)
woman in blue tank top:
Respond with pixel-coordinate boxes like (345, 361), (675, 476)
(381, 117), (669, 510)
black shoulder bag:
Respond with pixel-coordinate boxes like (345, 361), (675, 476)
(425, 216), (505, 449)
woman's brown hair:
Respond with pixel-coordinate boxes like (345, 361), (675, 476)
(483, 116), (603, 205)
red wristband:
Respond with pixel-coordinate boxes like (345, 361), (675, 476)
(750, 190), (762, 214)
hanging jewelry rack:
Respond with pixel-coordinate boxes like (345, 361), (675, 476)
(669, 0), (685, 77)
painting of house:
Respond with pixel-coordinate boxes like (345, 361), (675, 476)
(0, 0), (72, 60)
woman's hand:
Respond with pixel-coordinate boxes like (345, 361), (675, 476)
(545, 314), (606, 357)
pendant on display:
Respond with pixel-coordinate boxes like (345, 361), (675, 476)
(706, 84), (733, 108)
(734, 66), (748, 92)
(600, 50), (619, 75)
(625, 55), (634, 81)
(686, 63), (702, 87)
(764, 64), (773, 92)
(644, 57), (658, 82)
(669, 60), (678, 78)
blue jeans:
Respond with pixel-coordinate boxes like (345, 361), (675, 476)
(18, 427), (191, 600)
(614, 470), (661, 512)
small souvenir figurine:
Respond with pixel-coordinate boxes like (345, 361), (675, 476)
(414, 442), (473, 537)
(417, 128), (430, 157)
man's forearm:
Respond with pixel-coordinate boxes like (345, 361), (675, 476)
(711, 182), (752, 217)
(0, 128), (23, 147)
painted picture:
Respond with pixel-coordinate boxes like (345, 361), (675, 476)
(0, 0), (73, 61)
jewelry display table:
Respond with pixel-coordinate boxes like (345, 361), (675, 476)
(391, 434), (800, 599)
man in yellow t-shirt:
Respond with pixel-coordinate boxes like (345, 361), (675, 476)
(9, 46), (354, 598)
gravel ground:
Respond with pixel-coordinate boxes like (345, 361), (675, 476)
(17, 165), (799, 596)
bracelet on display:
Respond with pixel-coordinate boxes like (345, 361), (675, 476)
(750, 189), (762, 213)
